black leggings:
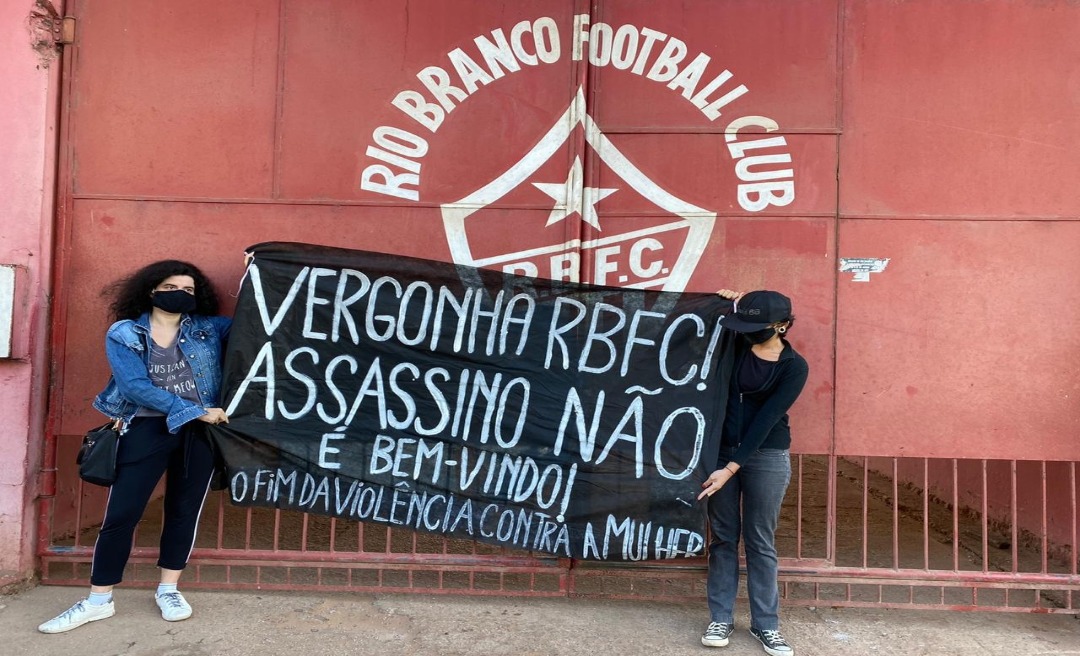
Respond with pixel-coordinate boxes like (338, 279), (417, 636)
(90, 416), (214, 586)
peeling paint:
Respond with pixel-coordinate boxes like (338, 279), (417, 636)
(26, 0), (61, 68)
(839, 257), (890, 282)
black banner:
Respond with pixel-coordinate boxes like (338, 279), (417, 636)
(210, 242), (736, 560)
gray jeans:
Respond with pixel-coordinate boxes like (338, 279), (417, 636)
(706, 448), (791, 630)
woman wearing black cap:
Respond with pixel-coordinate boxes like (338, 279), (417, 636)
(697, 289), (808, 656)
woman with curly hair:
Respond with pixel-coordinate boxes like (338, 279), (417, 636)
(39, 260), (231, 634)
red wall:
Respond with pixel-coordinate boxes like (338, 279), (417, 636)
(0, 0), (63, 582)
(837, 1), (1080, 462)
(40, 1), (1080, 558)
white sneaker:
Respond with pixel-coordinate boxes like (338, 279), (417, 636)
(702, 621), (734, 647)
(38, 599), (115, 633)
(155, 590), (193, 621)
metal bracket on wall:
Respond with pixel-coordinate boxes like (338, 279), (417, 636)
(28, 1), (74, 63)
(57, 15), (76, 46)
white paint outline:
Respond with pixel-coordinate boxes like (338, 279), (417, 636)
(442, 89), (716, 292)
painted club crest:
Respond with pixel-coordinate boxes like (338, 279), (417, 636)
(359, 16), (797, 292)
(441, 90), (713, 293)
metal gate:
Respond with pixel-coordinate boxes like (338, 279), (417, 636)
(39, 0), (1080, 612)
(41, 455), (1080, 611)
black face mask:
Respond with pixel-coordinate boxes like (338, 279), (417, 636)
(151, 289), (197, 314)
(743, 327), (776, 345)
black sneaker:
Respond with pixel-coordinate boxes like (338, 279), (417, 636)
(701, 621), (733, 647)
(750, 627), (793, 656)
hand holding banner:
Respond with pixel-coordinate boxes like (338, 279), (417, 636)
(211, 242), (736, 561)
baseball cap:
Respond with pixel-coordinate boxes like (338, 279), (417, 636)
(719, 290), (793, 333)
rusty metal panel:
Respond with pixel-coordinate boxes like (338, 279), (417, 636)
(69, 0), (280, 197)
(835, 219), (1080, 460)
(840, 0), (1080, 218)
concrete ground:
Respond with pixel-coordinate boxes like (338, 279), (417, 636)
(2, 585), (1079, 656)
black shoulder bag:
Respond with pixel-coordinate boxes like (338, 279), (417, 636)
(76, 420), (121, 487)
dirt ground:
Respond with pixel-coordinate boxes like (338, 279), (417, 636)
(23, 453), (1080, 654)
(4, 585), (1080, 656)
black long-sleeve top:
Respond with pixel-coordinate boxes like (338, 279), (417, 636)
(720, 337), (809, 467)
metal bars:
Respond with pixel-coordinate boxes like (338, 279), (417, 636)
(40, 455), (1080, 612)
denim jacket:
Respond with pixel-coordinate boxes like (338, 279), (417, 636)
(93, 313), (232, 433)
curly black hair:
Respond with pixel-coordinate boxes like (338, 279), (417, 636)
(104, 260), (220, 321)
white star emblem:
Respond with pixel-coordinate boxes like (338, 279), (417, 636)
(532, 157), (617, 231)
